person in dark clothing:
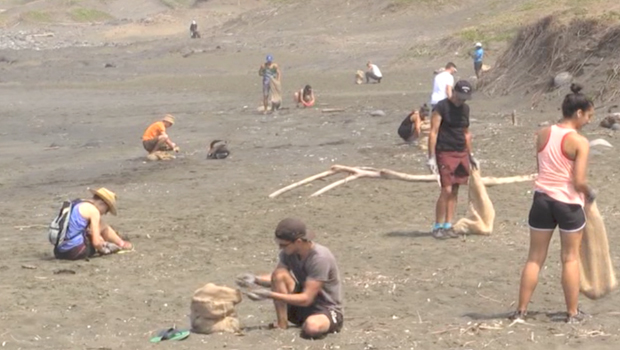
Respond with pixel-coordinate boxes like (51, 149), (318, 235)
(190, 20), (200, 39)
(427, 80), (479, 239)
(398, 104), (430, 143)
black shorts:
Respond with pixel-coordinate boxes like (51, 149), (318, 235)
(528, 192), (586, 232)
(54, 234), (96, 260)
(287, 283), (343, 334)
(474, 61), (483, 72)
(288, 305), (343, 334)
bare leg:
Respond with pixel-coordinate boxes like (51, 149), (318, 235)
(445, 184), (459, 224)
(302, 314), (331, 338)
(150, 135), (170, 154)
(435, 185), (452, 225)
(516, 229), (553, 313)
(271, 268), (296, 329)
(101, 225), (133, 250)
(294, 92), (300, 108)
(560, 229), (583, 316)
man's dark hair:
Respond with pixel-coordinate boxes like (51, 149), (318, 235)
(445, 62), (457, 69)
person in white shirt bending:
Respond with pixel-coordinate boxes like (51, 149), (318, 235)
(430, 62), (457, 109)
(365, 61), (382, 84)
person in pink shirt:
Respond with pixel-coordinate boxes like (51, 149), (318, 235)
(512, 83), (596, 324)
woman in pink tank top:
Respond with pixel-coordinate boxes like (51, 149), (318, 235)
(511, 84), (596, 324)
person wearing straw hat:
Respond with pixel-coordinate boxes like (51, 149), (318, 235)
(142, 114), (179, 155)
(235, 218), (343, 338)
(54, 188), (133, 260)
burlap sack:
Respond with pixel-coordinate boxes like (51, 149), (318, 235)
(355, 70), (364, 85)
(453, 168), (495, 235)
(269, 76), (282, 106)
(190, 283), (242, 334)
(579, 202), (618, 299)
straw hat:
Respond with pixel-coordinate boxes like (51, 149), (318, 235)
(88, 187), (118, 215)
(162, 114), (175, 125)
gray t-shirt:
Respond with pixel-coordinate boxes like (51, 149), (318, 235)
(279, 243), (343, 314)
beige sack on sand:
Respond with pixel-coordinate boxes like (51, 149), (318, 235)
(453, 168), (496, 235)
(355, 70), (364, 84)
(190, 283), (242, 334)
(579, 202), (618, 299)
(269, 76), (282, 105)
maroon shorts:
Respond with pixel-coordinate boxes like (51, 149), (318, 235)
(436, 151), (470, 187)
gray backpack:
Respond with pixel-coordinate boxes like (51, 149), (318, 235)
(48, 200), (80, 247)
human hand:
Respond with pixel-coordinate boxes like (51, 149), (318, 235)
(99, 242), (121, 255)
(586, 188), (597, 204)
(469, 153), (479, 170)
(245, 288), (271, 301)
(426, 156), (438, 174)
(235, 273), (257, 288)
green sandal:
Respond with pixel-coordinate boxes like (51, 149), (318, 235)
(149, 328), (190, 343)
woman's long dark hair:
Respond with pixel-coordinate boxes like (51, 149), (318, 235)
(561, 83), (593, 118)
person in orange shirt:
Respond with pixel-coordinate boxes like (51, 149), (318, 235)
(142, 114), (178, 154)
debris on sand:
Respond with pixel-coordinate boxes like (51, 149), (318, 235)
(589, 138), (613, 148)
(146, 151), (176, 161)
(370, 110), (386, 117)
(600, 113), (620, 129)
(553, 72), (572, 88)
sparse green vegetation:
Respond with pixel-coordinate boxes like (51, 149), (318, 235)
(159, 0), (195, 9)
(69, 8), (113, 22)
(21, 10), (53, 22)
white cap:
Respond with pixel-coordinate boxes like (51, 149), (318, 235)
(192, 20), (196, 24)
(475, 42), (482, 47)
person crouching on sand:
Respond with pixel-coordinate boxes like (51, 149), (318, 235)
(54, 188), (133, 260)
(236, 218), (343, 339)
(398, 104), (430, 143)
(365, 61), (382, 83)
(142, 114), (179, 155)
(511, 84), (596, 324)
(294, 85), (315, 108)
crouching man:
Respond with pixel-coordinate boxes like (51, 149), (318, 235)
(142, 114), (179, 155)
(54, 188), (133, 260)
(237, 218), (343, 338)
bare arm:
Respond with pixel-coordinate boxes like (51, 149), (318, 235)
(446, 84), (453, 99)
(428, 111), (442, 157)
(571, 134), (593, 198)
(464, 127), (473, 154)
(268, 279), (323, 307)
(258, 65), (265, 77)
(79, 204), (104, 250)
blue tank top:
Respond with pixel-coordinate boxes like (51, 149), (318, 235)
(57, 202), (90, 252)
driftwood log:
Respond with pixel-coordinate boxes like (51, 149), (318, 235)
(269, 165), (537, 198)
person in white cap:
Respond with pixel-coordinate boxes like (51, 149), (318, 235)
(190, 20), (199, 38)
(471, 42), (484, 79)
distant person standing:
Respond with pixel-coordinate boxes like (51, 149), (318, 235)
(430, 62), (457, 110)
(259, 55), (281, 114)
(427, 80), (478, 239)
(471, 42), (484, 79)
(190, 20), (200, 39)
(365, 61), (382, 83)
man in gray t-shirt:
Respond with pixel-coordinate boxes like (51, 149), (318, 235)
(236, 218), (343, 338)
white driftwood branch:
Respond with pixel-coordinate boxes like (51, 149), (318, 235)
(269, 164), (537, 198)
